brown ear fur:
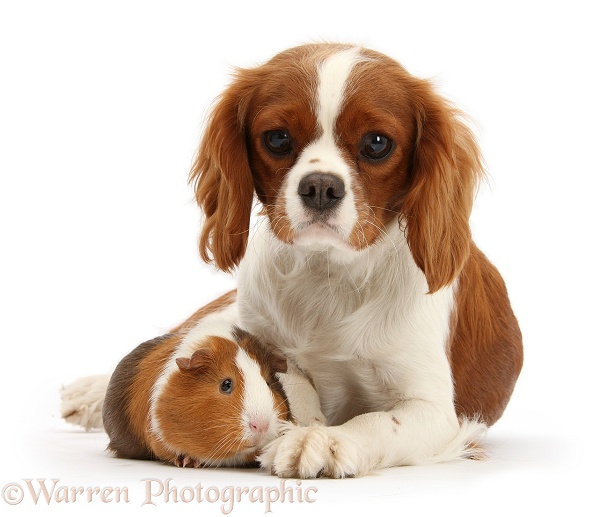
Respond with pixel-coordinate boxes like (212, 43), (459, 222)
(189, 69), (258, 272)
(402, 84), (484, 293)
(175, 347), (213, 374)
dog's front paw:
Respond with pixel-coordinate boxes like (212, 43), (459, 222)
(258, 425), (361, 478)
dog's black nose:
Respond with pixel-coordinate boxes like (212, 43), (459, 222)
(297, 173), (345, 211)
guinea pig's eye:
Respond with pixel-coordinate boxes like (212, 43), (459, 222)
(263, 130), (292, 156)
(220, 379), (233, 394)
(360, 133), (394, 161)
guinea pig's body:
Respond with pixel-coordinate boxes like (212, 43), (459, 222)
(102, 309), (291, 468)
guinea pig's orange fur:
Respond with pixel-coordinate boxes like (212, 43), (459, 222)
(153, 336), (249, 462)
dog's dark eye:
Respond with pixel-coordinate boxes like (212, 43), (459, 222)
(361, 133), (393, 161)
(263, 130), (292, 156)
(220, 379), (233, 394)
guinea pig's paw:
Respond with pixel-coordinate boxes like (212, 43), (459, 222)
(258, 425), (361, 479)
(174, 454), (202, 468)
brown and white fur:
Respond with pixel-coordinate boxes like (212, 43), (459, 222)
(186, 43), (523, 478)
(62, 296), (324, 468)
(62, 43), (523, 478)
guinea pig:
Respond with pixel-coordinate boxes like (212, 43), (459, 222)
(102, 318), (291, 468)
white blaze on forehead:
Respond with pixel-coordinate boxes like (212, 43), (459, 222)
(282, 47), (363, 247)
(235, 346), (276, 430)
(316, 46), (361, 136)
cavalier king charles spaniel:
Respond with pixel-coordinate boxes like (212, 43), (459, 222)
(182, 43), (523, 478)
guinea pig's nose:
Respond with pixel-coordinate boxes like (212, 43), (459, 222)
(249, 419), (270, 435)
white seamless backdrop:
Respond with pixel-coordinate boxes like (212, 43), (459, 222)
(1, 1), (591, 516)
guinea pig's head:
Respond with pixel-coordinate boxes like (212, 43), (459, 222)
(155, 329), (289, 466)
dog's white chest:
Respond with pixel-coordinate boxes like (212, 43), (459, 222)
(238, 224), (456, 425)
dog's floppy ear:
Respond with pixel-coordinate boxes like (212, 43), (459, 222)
(401, 84), (483, 293)
(189, 69), (258, 272)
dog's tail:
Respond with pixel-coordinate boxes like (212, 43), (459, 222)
(430, 417), (488, 463)
(60, 375), (110, 431)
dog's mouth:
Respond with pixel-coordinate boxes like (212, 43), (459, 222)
(292, 220), (353, 250)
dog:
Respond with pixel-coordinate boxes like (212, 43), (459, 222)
(63, 43), (522, 479)
(186, 43), (523, 478)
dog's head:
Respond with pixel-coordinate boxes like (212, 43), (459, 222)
(190, 43), (483, 293)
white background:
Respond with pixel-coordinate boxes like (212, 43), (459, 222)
(1, 0), (591, 515)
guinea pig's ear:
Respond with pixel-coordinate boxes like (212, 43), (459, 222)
(268, 353), (288, 374)
(176, 348), (212, 374)
(189, 67), (261, 272)
(401, 83), (484, 293)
